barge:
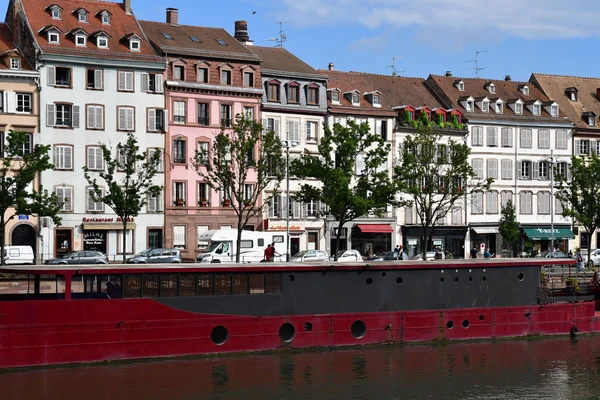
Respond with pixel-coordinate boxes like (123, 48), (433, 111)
(0, 258), (597, 368)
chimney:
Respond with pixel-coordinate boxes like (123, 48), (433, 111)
(445, 71), (452, 77)
(166, 8), (178, 24)
(328, 62), (335, 71)
(234, 20), (253, 45)
(596, 88), (600, 100)
(123, 0), (131, 15)
(505, 75), (512, 81)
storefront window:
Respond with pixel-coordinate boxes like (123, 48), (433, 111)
(55, 229), (72, 256)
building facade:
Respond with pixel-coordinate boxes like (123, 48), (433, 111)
(141, 14), (263, 261)
(10, 0), (166, 261)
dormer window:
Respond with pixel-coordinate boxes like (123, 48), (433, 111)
(99, 11), (111, 25)
(487, 83), (495, 94)
(48, 30), (60, 44)
(97, 36), (108, 48)
(78, 10), (88, 23)
(331, 91), (340, 103)
(50, 5), (62, 20)
(589, 116), (595, 126)
(515, 103), (523, 114)
(533, 104), (541, 115)
(455, 80), (465, 91)
(482, 100), (489, 112)
(130, 39), (140, 51)
(520, 85), (529, 95)
(466, 100), (474, 111)
(351, 93), (359, 105)
(373, 94), (380, 106)
(551, 104), (559, 117)
(10, 58), (20, 70)
(75, 34), (86, 46)
(583, 112), (596, 126)
(565, 87), (578, 101)
(495, 100), (503, 114)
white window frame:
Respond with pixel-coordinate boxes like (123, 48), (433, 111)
(96, 36), (108, 48)
(286, 119), (300, 142)
(78, 11), (88, 22)
(487, 191), (498, 214)
(486, 127), (497, 146)
(551, 105), (559, 116)
(351, 93), (359, 105)
(16, 93), (32, 113)
(519, 191), (532, 214)
(48, 31), (60, 44)
(533, 104), (541, 116)
(10, 58), (20, 69)
(51, 7), (61, 19)
(173, 225), (186, 249)
(148, 192), (163, 213)
(148, 148), (163, 172)
(56, 186), (73, 212)
(101, 12), (110, 24)
(515, 103), (523, 115)
(520, 129), (532, 148)
(117, 71), (134, 92)
(501, 128), (512, 147)
(117, 106), (134, 131)
(466, 100), (474, 112)
(538, 130), (550, 149)
(87, 146), (104, 170)
(54, 145), (73, 170)
(538, 191), (550, 214)
(472, 158), (484, 179)
(331, 91), (340, 104)
(86, 187), (104, 212)
(556, 130), (568, 149)
(486, 159), (498, 179)
(495, 101), (503, 114)
(471, 126), (483, 146)
(173, 101), (186, 125)
(482, 101), (489, 112)
(86, 105), (104, 130)
(130, 39), (140, 51)
(75, 34), (86, 46)
(471, 192), (484, 214)
(501, 159), (513, 180)
(147, 108), (166, 132)
(306, 120), (318, 143)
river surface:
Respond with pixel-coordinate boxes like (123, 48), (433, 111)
(4, 335), (600, 400)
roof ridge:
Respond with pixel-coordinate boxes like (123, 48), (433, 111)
(533, 72), (600, 80)
(139, 20), (227, 32)
(317, 69), (425, 80)
(430, 74), (529, 85)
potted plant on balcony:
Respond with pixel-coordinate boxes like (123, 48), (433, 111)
(199, 198), (208, 207)
(176, 198), (184, 206)
(223, 198), (231, 207)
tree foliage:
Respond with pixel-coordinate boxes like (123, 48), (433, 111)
(0, 130), (62, 265)
(83, 132), (162, 263)
(193, 114), (285, 263)
(393, 126), (492, 259)
(499, 200), (520, 257)
(290, 121), (393, 260)
(554, 154), (600, 263)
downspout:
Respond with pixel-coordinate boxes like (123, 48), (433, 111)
(35, 51), (42, 264)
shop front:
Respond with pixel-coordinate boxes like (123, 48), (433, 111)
(403, 225), (467, 259)
(470, 226), (500, 258)
(81, 217), (136, 257)
(351, 224), (393, 257)
(522, 226), (574, 254)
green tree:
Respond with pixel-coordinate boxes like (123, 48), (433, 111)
(83, 133), (162, 263)
(499, 200), (520, 257)
(290, 121), (393, 261)
(555, 153), (600, 263)
(193, 114), (284, 263)
(393, 126), (492, 260)
(0, 131), (62, 265)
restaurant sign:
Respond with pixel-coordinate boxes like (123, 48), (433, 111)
(82, 217), (135, 223)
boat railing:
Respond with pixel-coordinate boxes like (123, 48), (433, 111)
(539, 265), (597, 303)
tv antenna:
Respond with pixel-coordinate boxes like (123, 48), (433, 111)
(265, 21), (290, 48)
(464, 50), (487, 77)
(387, 56), (405, 76)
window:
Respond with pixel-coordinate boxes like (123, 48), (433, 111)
(351, 93), (359, 105)
(141, 73), (164, 93)
(173, 101), (186, 124)
(47, 104), (79, 128)
(288, 83), (299, 103)
(501, 191), (512, 209)
(173, 65), (184, 81)
(197, 183), (210, 205)
(173, 182), (186, 206)
(220, 188), (232, 206)
(147, 109), (165, 132)
(486, 159), (498, 179)
(55, 187), (72, 211)
(46, 66), (71, 87)
(519, 191), (532, 214)
(471, 126), (483, 146)
(51, 7), (62, 19)
(101, 12), (110, 24)
(244, 106), (254, 120)
(519, 160), (532, 179)
(216, 39), (227, 45)
(538, 191), (550, 214)
(220, 104), (232, 127)
(243, 71), (254, 87)
(471, 192), (483, 214)
(378, 120), (388, 141)
(117, 106), (134, 131)
(556, 162), (569, 179)
(286, 119), (300, 142)
(190, 36), (200, 42)
(496, 102), (503, 114)
(86, 69), (103, 90)
(501, 128), (513, 147)
(148, 192), (163, 212)
(78, 10), (88, 22)
(268, 81), (280, 101)
(87, 187), (104, 212)
(306, 121), (318, 143)
(373, 94), (380, 106)
(481, 101), (489, 112)
(53, 145), (73, 170)
(556, 198), (564, 215)
(533, 104), (541, 115)
(147, 148), (163, 172)
(173, 139), (186, 164)
(197, 67), (208, 83)
(487, 191), (498, 214)
(588, 116), (596, 126)
(129, 39), (140, 51)
(220, 69), (231, 85)
(331, 91), (340, 103)
(11, 133), (32, 156)
(488, 83), (495, 94)
(96, 36), (108, 48)
(86, 105), (104, 130)
(308, 86), (318, 105)
(520, 129), (532, 148)
(515, 103), (523, 115)
(173, 225), (186, 249)
(501, 159), (513, 180)
(306, 199), (318, 217)
(538, 161), (549, 180)
(115, 71), (133, 92)
(551, 105), (559, 117)
(16, 93), (32, 113)
(458, 82), (464, 91)
(264, 117), (280, 139)
(522, 86), (529, 95)
(538, 130), (550, 149)
(244, 184), (254, 201)
(472, 158), (483, 179)
(577, 140), (590, 155)
(197, 141), (209, 165)
(197, 103), (209, 125)
(466, 100), (474, 112)
(162, 33), (173, 40)
(486, 127), (497, 146)
(87, 146), (104, 170)
(10, 58), (20, 69)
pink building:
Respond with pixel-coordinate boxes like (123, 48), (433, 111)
(141, 12), (263, 260)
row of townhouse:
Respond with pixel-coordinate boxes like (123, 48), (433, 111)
(0, 0), (598, 262)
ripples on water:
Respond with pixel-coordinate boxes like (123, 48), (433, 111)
(4, 335), (600, 400)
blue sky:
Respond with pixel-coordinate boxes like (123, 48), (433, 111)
(8, 0), (600, 82)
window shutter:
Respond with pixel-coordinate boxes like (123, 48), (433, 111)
(64, 188), (73, 211)
(155, 74), (164, 93)
(592, 140), (598, 155)
(94, 69), (103, 89)
(87, 105), (95, 129)
(141, 73), (149, 92)
(96, 107), (103, 129)
(6, 92), (15, 113)
(575, 140), (581, 155)
(517, 161), (522, 179)
(294, 120), (300, 141)
(148, 195), (157, 212)
(118, 108), (125, 130)
(46, 103), (56, 127)
(72, 105), (80, 128)
(118, 71), (125, 91)
(163, 110), (168, 133)
(356, 153), (366, 175)
(87, 189), (95, 211)
(95, 148), (103, 170)
(126, 72), (133, 91)
(148, 109), (156, 131)
(262, 118), (267, 134)
(87, 147), (95, 168)
(286, 119), (292, 141)
(128, 108), (134, 130)
(65, 147), (72, 169)
(532, 161), (539, 179)
(47, 66), (56, 86)
(54, 146), (62, 168)
(274, 119), (280, 138)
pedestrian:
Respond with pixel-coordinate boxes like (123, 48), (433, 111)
(270, 243), (280, 262)
(470, 247), (478, 259)
(394, 245), (400, 258)
(483, 249), (493, 259)
(434, 248), (443, 260)
(264, 244), (272, 262)
(568, 250), (573, 258)
(576, 250), (585, 272)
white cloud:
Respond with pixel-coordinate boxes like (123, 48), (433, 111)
(275, 0), (600, 40)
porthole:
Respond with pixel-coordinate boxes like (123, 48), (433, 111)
(396, 277), (403, 285)
(366, 277), (373, 285)
(440, 277), (445, 282)
(211, 325), (228, 345)
(279, 323), (296, 342)
(462, 320), (470, 328)
(381, 272), (386, 277)
(288, 275), (295, 282)
(304, 322), (313, 332)
(351, 320), (367, 339)
(517, 272), (524, 281)
(469, 277), (473, 282)
(482, 276), (487, 281)
(454, 277), (459, 282)
(447, 320), (454, 329)
(479, 315), (484, 321)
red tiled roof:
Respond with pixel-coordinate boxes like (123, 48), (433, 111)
(21, 0), (161, 62)
(249, 46), (319, 76)
(0, 23), (33, 70)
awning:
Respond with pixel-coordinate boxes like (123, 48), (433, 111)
(472, 227), (499, 234)
(523, 227), (574, 240)
(356, 224), (394, 233)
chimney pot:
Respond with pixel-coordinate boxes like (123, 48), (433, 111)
(166, 8), (178, 24)
(234, 20), (252, 44)
(328, 62), (335, 71)
(123, 0), (131, 14)
(596, 88), (600, 100)
(445, 71), (452, 77)
(505, 75), (512, 81)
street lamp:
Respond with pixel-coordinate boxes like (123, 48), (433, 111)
(544, 150), (556, 257)
(283, 139), (299, 262)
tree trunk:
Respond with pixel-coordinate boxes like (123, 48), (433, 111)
(236, 225), (242, 263)
(122, 219), (128, 264)
(333, 221), (344, 261)
(587, 226), (595, 263)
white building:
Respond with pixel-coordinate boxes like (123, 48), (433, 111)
(11, 0), (166, 260)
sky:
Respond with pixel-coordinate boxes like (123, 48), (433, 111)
(6, 0), (600, 82)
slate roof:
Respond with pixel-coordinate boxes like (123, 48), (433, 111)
(248, 46), (321, 77)
(21, 0), (161, 62)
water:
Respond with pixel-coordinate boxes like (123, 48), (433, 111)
(4, 335), (600, 400)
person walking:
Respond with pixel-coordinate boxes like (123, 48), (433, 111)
(470, 247), (478, 259)
(264, 244), (272, 262)
(576, 250), (585, 272)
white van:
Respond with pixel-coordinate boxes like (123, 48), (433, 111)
(196, 229), (286, 263)
(3, 245), (35, 265)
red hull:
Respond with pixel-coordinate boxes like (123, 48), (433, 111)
(1, 298), (599, 369)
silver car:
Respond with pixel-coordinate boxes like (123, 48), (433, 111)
(44, 251), (109, 265)
(127, 248), (182, 264)
(290, 250), (329, 262)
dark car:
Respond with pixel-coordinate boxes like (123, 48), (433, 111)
(369, 252), (401, 261)
(44, 251), (109, 265)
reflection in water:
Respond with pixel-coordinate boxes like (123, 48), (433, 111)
(4, 336), (600, 399)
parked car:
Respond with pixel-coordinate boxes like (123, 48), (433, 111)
(330, 249), (363, 262)
(290, 250), (329, 263)
(127, 248), (182, 264)
(543, 250), (572, 259)
(411, 251), (445, 261)
(44, 251), (109, 265)
(588, 249), (600, 265)
(3, 245), (34, 265)
(368, 251), (401, 261)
